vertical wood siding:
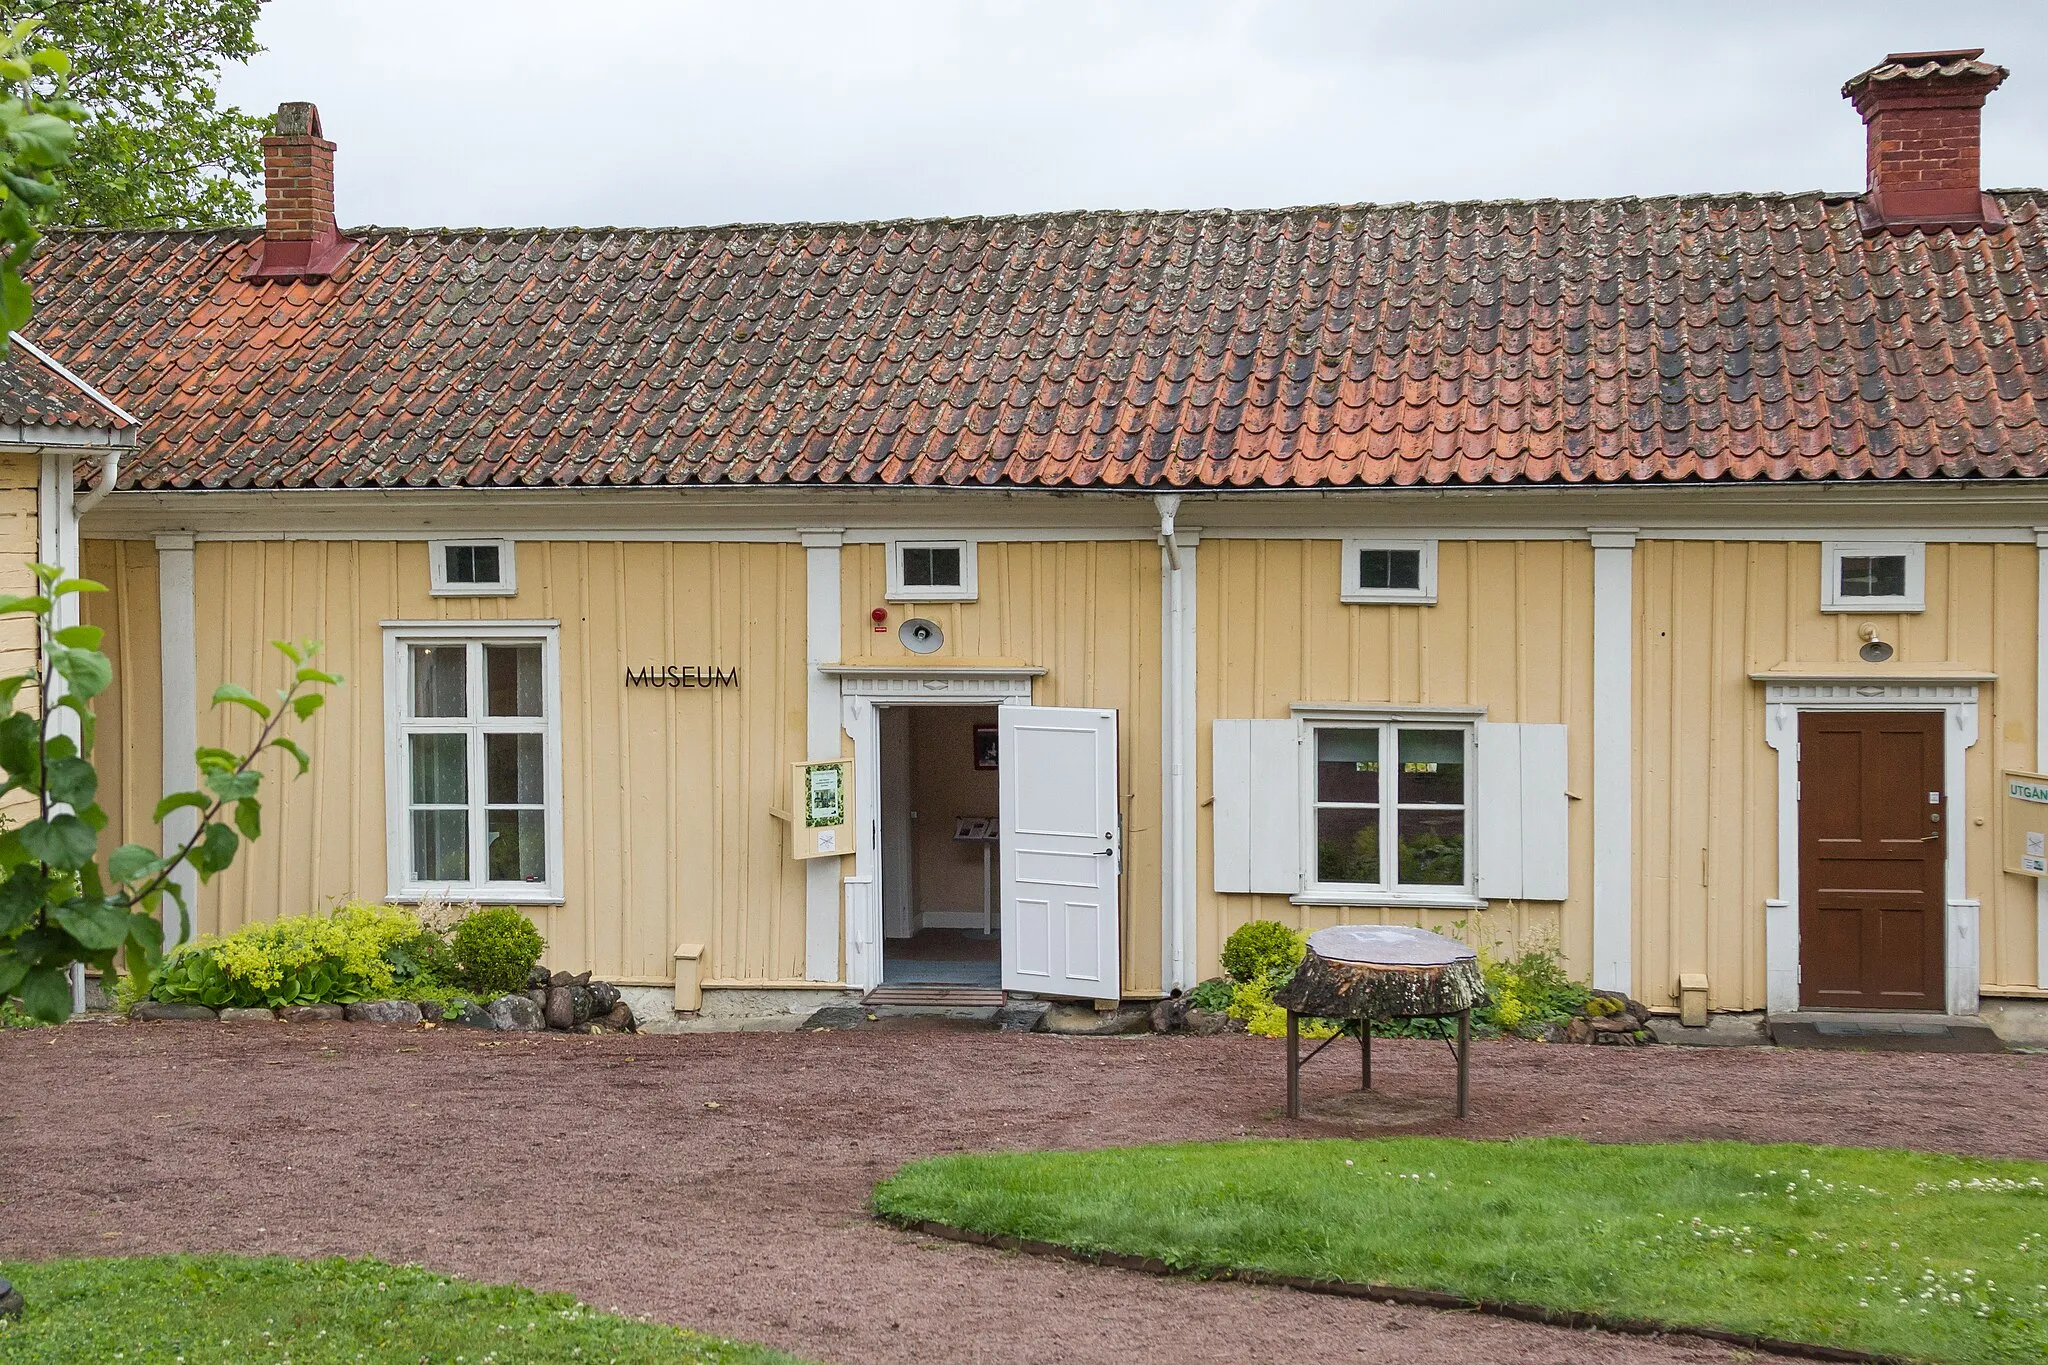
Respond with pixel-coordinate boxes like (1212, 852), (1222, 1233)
(842, 540), (1164, 994)
(80, 539), (161, 850)
(1637, 540), (2041, 1006)
(86, 539), (809, 984)
(0, 456), (38, 823)
(1195, 539), (1597, 983)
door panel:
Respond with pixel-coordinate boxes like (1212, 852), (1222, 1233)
(1797, 711), (1944, 1010)
(999, 705), (1120, 999)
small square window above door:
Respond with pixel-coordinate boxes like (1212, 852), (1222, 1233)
(1340, 538), (1437, 604)
(1821, 541), (1924, 612)
(886, 539), (977, 601)
(429, 539), (516, 596)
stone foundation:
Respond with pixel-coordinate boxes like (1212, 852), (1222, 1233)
(1978, 997), (2048, 1046)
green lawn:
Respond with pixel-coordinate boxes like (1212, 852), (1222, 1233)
(875, 1137), (2048, 1364)
(0, 1255), (811, 1364)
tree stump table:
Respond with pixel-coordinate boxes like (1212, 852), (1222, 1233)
(1272, 925), (1488, 1120)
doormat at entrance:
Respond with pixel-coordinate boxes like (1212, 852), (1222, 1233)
(1766, 1013), (2007, 1053)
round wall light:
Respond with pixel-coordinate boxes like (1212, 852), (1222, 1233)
(1857, 623), (1894, 664)
(900, 617), (944, 654)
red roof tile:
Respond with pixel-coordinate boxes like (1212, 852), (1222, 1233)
(20, 192), (2048, 490)
(0, 333), (134, 435)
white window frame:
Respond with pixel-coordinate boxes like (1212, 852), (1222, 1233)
(885, 537), (977, 602)
(1340, 537), (1437, 604)
(383, 620), (564, 904)
(1821, 540), (1924, 613)
(1295, 706), (1481, 908)
(428, 538), (517, 597)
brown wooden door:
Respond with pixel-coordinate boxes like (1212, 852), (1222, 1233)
(1798, 711), (1945, 1010)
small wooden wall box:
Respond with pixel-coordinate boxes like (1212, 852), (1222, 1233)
(771, 759), (853, 860)
(673, 943), (705, 1014)
(1677, 973), (1709, 1028)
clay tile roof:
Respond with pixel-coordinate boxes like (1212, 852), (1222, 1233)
(19, 193), (2048, 491)
(1842, 49), (2010, 98)
(0, 332), (136, 435)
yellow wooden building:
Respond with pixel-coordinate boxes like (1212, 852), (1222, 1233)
(17, 53), (2048, 1037)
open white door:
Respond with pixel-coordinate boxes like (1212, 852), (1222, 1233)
(999, 704), (1120, 1000)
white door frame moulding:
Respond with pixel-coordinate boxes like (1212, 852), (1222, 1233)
(801, 529), (845, 984)
(154, 532), (199, 950)
(1760, 680), (1982, 1017)
(1589, 528), (1636, 995)
(834, 668), (1039, 994)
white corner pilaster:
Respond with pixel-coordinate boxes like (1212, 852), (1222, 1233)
(1156, 497), (1198, 994)
(1589, 528), (1637, 995)
(800, 528), (845, 983)
(2036, 527), (2048, 991)
(40, 453), (84, 1012)
(155, 532), (199, 951)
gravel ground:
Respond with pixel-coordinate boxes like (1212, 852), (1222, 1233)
(3, 1020), (2043, 1365)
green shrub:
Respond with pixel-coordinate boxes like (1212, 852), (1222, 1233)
(1480, 940), (1590, 1034)
(1219, 920), (1304, 985)
(151, 902), (429, 1009)
(1184, 977), (1234, 1012)
(448, 906), (544, 997)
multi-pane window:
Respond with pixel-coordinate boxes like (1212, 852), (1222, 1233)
(390, 631), (558, 898)
(886, 539), (977, 601)
(1340, 538), (1436, 603)
(1821, 541), (1924, 612)
(1838, 554), (1906, 599)
(1310, 724), (1469, 893)
(428, 539), (515, 596)
(901, 544), (962, 589)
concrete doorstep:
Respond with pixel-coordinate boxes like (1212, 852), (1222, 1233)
(1765, 1010), (2008, 1054)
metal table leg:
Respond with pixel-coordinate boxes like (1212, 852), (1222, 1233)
(1361, 1018), (1372, 1091)
(1285, 1010), (1301, 1118)
(1455, 1008), (1470, 1119)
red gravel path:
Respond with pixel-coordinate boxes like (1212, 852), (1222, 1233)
(3, 1022), (2043, 1364)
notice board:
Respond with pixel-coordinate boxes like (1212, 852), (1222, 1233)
(2003, 770), (2048, 878)
(788, 760), (852, 860)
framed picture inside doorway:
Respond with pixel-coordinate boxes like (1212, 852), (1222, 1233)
(973, 723), (999, 769)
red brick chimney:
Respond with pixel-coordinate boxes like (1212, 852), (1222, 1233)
(1843, 50), (2008, 236)
(244, 101), (357, 280)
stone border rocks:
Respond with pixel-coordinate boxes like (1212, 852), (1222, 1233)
(122, 964), (637, 1035)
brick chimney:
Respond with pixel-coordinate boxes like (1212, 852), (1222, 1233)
(244, 101), (356, 280)
(1843, 49), (2008, 236)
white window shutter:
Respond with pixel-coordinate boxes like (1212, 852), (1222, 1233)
(1518, 724), (1570, 900)
(1473, 722), (1570, 902)
(1472, 723), (1524, 898)
(1212, 719), (1301, 894)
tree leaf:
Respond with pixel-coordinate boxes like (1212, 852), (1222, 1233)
(107, 842), (162, 884)
(0, 709), (38, 781)
(49, 643), (111, 699)
(211, 683), (271, 719)
(0, 592), (48, 614)
(233, 796), (260, 841)
(270, 736), (311, 776)
(291, 692), (325, 721)
(294, 668), (343, 686)
(0, 863), (45, 934)
(203, 767), (259, 802)
(44, 754), (95, 808)
(193, 746), (238, 771)
(191, 821), (239, 880)
(16, 813), (95, 869)
(16, 963), (71, 1023)
(151, 790), (209, 823)
(51, 622), (103, 648)
(50, 896), (128, 950)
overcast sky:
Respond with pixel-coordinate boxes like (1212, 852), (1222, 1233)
(219, 1), (2048, 230)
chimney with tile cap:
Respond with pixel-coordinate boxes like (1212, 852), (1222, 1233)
(1843, 49), (2008, 236)
(244, 101), (356, 280)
